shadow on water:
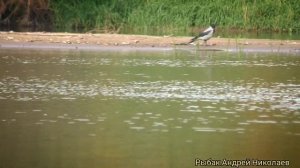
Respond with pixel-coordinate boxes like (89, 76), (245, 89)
(0, 49), (299, 167)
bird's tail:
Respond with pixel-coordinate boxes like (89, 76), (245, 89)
(175, 35), (200, 45)
(188, 35), (199, 44)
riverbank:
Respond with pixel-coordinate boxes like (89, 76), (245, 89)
(1, 32), (300, 53)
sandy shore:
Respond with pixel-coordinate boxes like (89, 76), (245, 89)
(1, 31), (300, 53)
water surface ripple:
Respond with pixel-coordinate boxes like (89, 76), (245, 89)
(0, 77), (299, 111)
(0, 50), (300, 168)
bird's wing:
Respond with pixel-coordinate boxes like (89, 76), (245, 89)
(199, 29), (212, 37)
(199, 26), (213, 37)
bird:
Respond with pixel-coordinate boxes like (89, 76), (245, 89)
(188, 24), (216, 46)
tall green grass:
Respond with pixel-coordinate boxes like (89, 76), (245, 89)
(50, 0), (300, 34)
(50, 0), (141, 32)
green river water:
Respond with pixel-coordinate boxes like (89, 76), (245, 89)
(0, 48), (299, 167)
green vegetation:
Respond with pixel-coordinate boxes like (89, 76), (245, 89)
(50, 0), (141, 32)
(1, 0), (300, 34)
(50, 0), (300, 34)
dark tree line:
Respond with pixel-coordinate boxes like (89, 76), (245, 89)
(0, 0), (53, 29)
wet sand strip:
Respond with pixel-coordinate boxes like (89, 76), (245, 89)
(0, 32), (300, 53)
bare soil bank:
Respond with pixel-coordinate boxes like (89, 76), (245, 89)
(1, 32), (300, 53)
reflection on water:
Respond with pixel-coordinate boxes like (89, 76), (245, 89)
(0, 49), (299, 167)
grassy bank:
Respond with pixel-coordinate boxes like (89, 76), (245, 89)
(1, 0), (300, 34)
(51, 0), (300, 34)
(125, 0), (300, 34)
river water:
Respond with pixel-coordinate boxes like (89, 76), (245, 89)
(0, 48), (299, 167)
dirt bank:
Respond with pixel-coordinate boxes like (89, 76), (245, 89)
(1, 31), (300, 53)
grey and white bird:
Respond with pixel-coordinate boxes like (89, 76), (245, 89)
(189, 24), (216, 45)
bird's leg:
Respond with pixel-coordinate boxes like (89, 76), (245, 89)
(203, 40), (207, 46)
